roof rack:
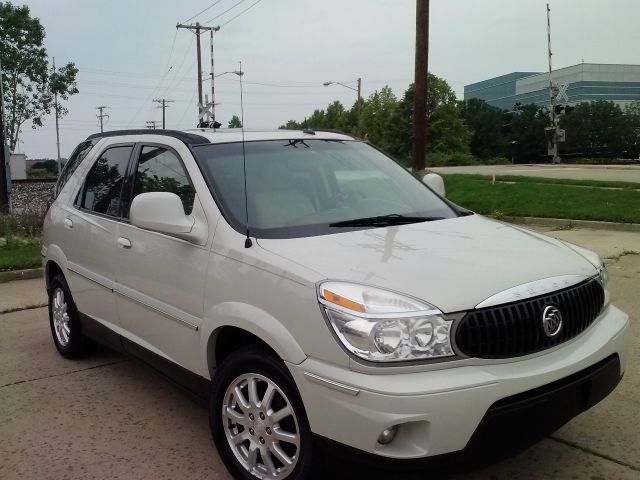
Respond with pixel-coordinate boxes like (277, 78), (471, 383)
(298, 128), (356, 139)
(86, 129), (211, 146)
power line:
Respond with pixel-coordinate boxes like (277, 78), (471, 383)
(220, 0), (263, 26)
(183, 0), (226, 23)
(146, 120), (159, 130)
(126, 34), (191, 127)
(204, 0), (246, 23)
(178, 89), (198, 126)
(164, 30), (179, 71)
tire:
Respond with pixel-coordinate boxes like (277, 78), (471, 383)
(48, 273), (97, 358)
(210, 346), (313, 479)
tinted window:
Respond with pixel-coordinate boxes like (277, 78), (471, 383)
(193, 140), (457, 238)
(80, 146), (132, 217)
(132, 146), (195, 215)
(55, 140), (97, 197)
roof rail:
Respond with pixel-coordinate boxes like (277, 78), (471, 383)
(86, 129), (211, 145)
(299, 128), (356, 139)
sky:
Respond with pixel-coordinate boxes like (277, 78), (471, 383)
(12, 0), (640, 159)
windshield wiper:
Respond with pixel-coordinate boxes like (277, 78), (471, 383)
(329, 214), (444, 228)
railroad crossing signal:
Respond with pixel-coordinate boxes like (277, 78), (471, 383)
(197, 94), (221, 129)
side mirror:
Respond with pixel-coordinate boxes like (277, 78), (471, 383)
(422, 173), (446, 197)
(130, 192), (196, 240)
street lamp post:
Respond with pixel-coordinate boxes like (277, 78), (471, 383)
(323, 78), (362, 137)
(199, 70), (244, 128)
(212, 70), (244, 81)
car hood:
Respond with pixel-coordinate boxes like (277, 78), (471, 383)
(256, 215), (598, 313)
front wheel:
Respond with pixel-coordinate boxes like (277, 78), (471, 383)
(210, 347), (313, 479)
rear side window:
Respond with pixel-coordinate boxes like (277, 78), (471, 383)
(55, 140), (96, 197)
(79, 146), (133, 217)
(131, 146), (195, 215)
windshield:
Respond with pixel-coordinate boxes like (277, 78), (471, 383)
(193, 139), (458, 238)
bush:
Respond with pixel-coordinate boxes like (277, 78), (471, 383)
(426, 152), (481, 167)
(1, 214), (42, 248)
(27, 168), (57, 179)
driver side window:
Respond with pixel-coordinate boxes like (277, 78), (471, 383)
(130, 146), (195, 216)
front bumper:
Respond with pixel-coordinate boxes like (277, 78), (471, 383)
(288, 304), (629, 464)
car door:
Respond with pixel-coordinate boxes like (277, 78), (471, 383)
(64, 143), (134, 329)
(114, 141), (210, 376)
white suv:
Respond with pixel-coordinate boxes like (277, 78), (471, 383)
(42, 129), (629, 479)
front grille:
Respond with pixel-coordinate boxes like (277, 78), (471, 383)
(456, 278), (605, 359)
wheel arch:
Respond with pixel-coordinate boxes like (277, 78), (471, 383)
(44, 246), (68, 291)
(201, 303), (307, 378)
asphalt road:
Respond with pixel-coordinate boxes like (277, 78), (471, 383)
(1, 226), (639, 479)
(431, 164), (640, 183)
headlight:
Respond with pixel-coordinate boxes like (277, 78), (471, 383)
(597, 263), (611, 309)
(318, 282), (455, 362)
(598, 264), (610, 289)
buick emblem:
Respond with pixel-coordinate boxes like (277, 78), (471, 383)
(542, 306), (563, 337)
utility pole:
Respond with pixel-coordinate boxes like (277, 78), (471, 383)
(412, 0), (429, 172)
(546, 3), (559, 164)
(176, 22), (220, 125)
(96, 105), (110, 133)
(146, 120), (159, 130)
(356, 77), (362, 138)
(153, 98), (174, 129)
(53, 58), (62, 175)
(0, 54), (10, 212)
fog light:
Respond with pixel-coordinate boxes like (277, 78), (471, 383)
(377, 425), (398, 445)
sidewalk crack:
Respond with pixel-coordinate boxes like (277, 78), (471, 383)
(549, 435), (640, 472)
(0, 360), (128, 389)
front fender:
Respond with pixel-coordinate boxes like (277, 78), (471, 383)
(200, 302), (307, 378)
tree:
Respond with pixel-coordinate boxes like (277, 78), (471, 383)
(623, 101), (640, 158)
(360, 86), (398, 150)
(279, 119), (305, 130)
(0, 2), (79, 151)
(228, 114), (242, 128)
(560, 100), (629, 158)
(277, 74), (473, 164)
(461, 98), (507, 158)
(279, 100), (356, 134)
(506, 103), (548, 162)
(392, 74), (472, 161)
(31, 159), (58, 174)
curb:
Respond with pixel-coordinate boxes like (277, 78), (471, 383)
(0, 268), (43, 284)
(503, 216), (640, 232)
(517, 163), (640, 171)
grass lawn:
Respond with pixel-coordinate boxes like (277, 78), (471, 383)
(0, 245), (42, 271)
(443, 174), (640, 224)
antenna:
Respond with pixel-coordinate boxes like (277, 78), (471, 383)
(239, 61), (252, 248)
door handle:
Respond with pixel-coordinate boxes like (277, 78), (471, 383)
(117, 237), (132, 249)
(64, 218), (73, 229)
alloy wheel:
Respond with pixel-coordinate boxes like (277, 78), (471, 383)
(222, 373), (300, 479)
(52, 287), (71, 347)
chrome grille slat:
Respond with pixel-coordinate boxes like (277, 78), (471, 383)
(456, 279), (605, 359)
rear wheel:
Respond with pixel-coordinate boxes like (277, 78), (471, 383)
(210, 347), (313, 479)
(48, 273), (96, 358)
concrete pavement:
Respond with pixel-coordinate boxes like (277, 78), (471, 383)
(0, 277), (47, 313)
(0, 226), (638, 479)
(431, 164), (640, 183)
